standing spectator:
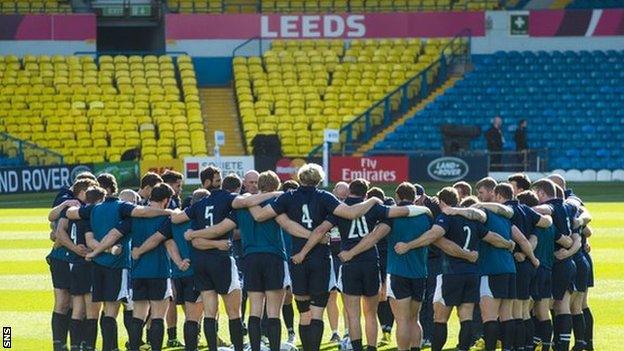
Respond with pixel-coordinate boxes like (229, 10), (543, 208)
(515, 119), (528, 168)
(485, 116), (504, 171)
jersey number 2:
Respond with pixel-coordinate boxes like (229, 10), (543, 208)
(462, 226), (472, 250)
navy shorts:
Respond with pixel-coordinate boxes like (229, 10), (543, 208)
(515, 260), (537, 300)
(244, 253), (290, 292)
(584, 251), (594, 288)
(173, 276), (201, 304)
(48, 257), (71, 290)
(552, 259), (576, 301)
(91, 264), (130, 302)
(289, 256), (335, 297)
(337, 260), (381, 297)
(531, 266), (552, 301)
(193, 254), (240, 295)
(573, 254), (590, 293)
(433, 273), (479, 306)
(132, 278), (173, 301)
(70, 262), (92, 296)
(386, 274), (426, 301)
(480, 273), (516, 299)
(377, 243), (388, 280)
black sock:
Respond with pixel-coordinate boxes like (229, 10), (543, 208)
(539, 319), (553, 351)
(100, 316), (118, 351)
(69, 318), (83, 350)
(229, 318), (244, 351)
(459, 320), (472, 351)
(484, 320), (499, 351)
(267, 318), (281, 351)
(282, 304), (294, 332)
(84, 318), (98, 350)
(514, 319), (525, 351)
(184, 321), (199, 351)
(501, 320), (515, 351)
(167, 326), (177, 341)
(410, 348), (421, 351)
(525, 319), (534, 351)
(572, 314), (586, 350)
(366, 346), (377, 351)
(351, 339), (363, 351)
(149, 318), (164, 351)
(203, 318), (217, 351)
(298, 324), (310, 351)
(52, 312), (70, 350)
(582, 308), (593, 350)
(378, 300), (393, 332)
(555, 314), (572, 351)
(129, 318), (145, 351)
(261, 310), (269, 338)
(249, 316), (262, 351)
(123, 310), (133, 340)
(309, 319), (324, 351)
(432, 322), (447, 351)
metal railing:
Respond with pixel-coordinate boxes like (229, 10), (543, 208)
(0, 132), (64, 168)
(167, 0), (510, 14)
(307, 29), (472, 158)
(232, 37), (267, 58)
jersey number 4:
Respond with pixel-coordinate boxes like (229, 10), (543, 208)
(301, 204), (313, 229)
(348, 217), (369, 239)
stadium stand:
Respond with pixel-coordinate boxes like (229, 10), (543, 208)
(0, 0), (71, 13)
(0, 54), (206, 165)
(234, 38), (458, 156)
(370, 50), (624, 170)
(167, 0), (501, 13)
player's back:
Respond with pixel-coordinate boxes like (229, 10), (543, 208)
(439, 214), (484, 274)
(386, 206), (431, 279)
(534, 225), (555, 270)
(545, 198), (572, 261)
(273, 186), (340, 259)
(236, 199), (286, 260)
(185, 189), (236, 255)
(129, 216), (170, 279)
(479, 209), (515, 275)
(90, 198), (133, 268)
(333, 197), (388, 262)
(171, 220), (193, 277)
(506, 200), (539, 239)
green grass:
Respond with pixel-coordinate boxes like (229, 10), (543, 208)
(0, 186), (623, 350)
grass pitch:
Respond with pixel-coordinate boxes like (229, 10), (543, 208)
(0, 183), (623, 350)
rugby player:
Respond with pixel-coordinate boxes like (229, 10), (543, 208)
(170, 168), (285, 351)
(452, 181), (473, 200)
(328, 181), (349, 344)
(67, 173), (172, 351)
(137, 172), (163, 204)
(391, 187), (515, 351)
(246, 163), (382, 351)
(532, 179), (582, 351)
(300, 179), (431, 351)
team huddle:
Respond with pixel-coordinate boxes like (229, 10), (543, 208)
(45, 163), (595, 351)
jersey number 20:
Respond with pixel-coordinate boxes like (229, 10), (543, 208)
(348, 217), (369, 239)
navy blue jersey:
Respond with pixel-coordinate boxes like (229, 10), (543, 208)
(117, 215), (170, 279)
(270, 186), (340, 260)
(435, 213), (488, 275)
(48, 189), (75, 262)
(505, 200), (541, 253)
(184, 189), (237, 257)
(79, 197), (136, 268)
(235, 199), (287, 260)
(159, 219), (193, 278)
(327, 197), (389, 262)
(60, 206), (89, 264)
(385, 201), (432, 279)
(545, 198), (573, 261)
(375, 198), (395, 251)
(478, 209), (516, 275)
(169, 196), (181, 210)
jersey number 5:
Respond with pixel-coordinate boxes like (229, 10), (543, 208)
(462, 226), (472, 250)
(348, 217), (369, 239)
(204, 206), (215, 227)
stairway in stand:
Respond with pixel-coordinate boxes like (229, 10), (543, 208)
(199, 87), (246, 156)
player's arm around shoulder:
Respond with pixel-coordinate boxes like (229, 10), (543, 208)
(394, 224), (445, 255)
(474, 202), (514, 219)
(333, 197), (382, 220)
(231, 191), (282, 209)
(185, 218), (237, 240)
(446, 206), (486, 223)
(386, 204), (432, 219)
